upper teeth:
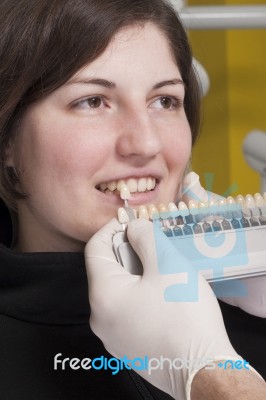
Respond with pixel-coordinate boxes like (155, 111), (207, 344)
(99, 177), (156, 193)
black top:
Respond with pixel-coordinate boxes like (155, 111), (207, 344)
(0, 242), (176, 400)
(0, 201), (265, 399)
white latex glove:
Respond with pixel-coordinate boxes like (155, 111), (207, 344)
(85, 218), (241, 400)
(182, 171), (266, 318)
(182, 171), (223, 204)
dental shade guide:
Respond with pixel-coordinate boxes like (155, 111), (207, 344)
(113, 192), (266, 282)
(118, 184), (135, 224)
(114, 183), (140, 272)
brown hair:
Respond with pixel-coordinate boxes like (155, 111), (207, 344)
(0, 0), (201, 210)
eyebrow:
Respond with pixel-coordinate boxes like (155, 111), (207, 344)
(67, 78), (116, 89)
(152, 79), (184, 90)
(66, 77), (184, 90)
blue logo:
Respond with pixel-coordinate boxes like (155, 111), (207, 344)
(153, 174), (249, 302)
(217, 359), (250, 370)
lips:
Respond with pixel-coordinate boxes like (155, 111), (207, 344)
(96, 176), (157, 195)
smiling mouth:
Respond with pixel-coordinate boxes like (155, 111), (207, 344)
(96, 177), (157, 195)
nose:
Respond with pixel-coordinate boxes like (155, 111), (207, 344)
(116, 108), (162, 161)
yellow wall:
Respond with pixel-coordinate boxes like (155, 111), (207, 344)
(188, 0), (266, 196)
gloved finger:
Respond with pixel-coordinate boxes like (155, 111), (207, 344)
(215, 276), (266, 318)
(85, 218), (122, 262)
(85, 218), (131, 287)
(85, 219), (140, 325)
(182, 171), (224, 203)
(126, 219), (157, 272)
(127, 219), (194, 279)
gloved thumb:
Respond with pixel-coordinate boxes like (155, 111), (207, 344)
(85, 219), (139, 331)
(126, 219), (157, 272)
(182, 171), (224, 203)
(85, 218), (128, 285)
(127, 218), (193, 280)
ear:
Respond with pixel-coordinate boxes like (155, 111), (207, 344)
(4, 140), (16, 168)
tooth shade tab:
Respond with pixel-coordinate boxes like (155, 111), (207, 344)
(227, 196), (236, 205)
(177, 201), (190, 217)
(218, 198), (227, 207)
(168, 202), (178, 211)
(119, 184), (131, 200)
(168, 202), (179, 218)
(138, 206), (149, 220)
(188, 200), (198, 209)
(244, 194), (261, 217)
(218, 198), (228, 213)
(118, 208), (130, 224)
(254, 193), (266, 216)
(227, 196), (239, 212)
(236, 194), (251, 217)
(188, 200), (198, 216)
(198, 201), (208, 209)
(245, 194), (256, 209)
(208, 199), (219, 215)
(158, 203), (170, 219)
(158, 203), (167, 212)
(236, 195), (245, 206)
(208, 199), (218, 207)
(254, 193), (265, 207)
(148, 204), (160, 220)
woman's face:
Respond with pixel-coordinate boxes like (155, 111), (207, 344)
(12, 23), (192, 252)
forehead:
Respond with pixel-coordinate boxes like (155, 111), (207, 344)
(70, 23), (181, 83)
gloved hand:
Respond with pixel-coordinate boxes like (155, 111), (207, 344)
(182, 171), (266, 318)
(182, 171), (223, 204)
(85, 218), (241, 400)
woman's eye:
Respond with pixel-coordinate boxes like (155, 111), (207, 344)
(73, 96), (106, 110)
(150, 96), (182, 110)
(86, 97), (104, 108)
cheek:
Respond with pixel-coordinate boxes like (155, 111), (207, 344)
(47, 139), (107, 178)
(48, 119), (116, 179)
(17, 123), (111, 184)
(164, 122), (192, 170)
